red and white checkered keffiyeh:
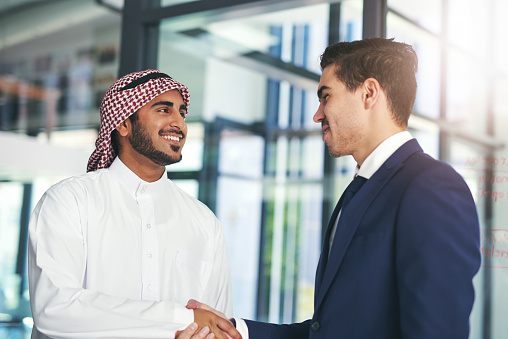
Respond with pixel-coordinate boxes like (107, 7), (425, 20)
(87, 69), (190, 172)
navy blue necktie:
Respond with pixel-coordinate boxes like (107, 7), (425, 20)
(341, 175), (367, 210)
(315, 175), (367, 292)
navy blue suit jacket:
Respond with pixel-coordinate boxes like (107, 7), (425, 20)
(245, 139), (481, 339)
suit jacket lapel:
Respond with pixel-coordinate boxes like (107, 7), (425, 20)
(314, 139), (423, 310)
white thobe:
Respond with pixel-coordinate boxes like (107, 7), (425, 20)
(28, 157), (233, 338)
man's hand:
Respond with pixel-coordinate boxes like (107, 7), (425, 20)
(192, 308), (241, 339)
(175, 322), (214, 339)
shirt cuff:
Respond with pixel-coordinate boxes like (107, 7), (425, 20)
(174, 307), (194, 330)
(234, 318), (249, 339)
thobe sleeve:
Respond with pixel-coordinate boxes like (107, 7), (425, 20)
(200, 216), (234, 317)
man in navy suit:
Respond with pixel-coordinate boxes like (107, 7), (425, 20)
(182, 38), (481, 339)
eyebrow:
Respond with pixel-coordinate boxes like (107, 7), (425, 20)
(317, 85), (329, 99)
(151, 101), (188, 112)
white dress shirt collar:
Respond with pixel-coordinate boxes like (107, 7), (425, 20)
(356, 131), (413, 179)
(109, 157), (168, 199)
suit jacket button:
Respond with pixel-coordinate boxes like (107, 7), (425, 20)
(311, 321), (320, 332)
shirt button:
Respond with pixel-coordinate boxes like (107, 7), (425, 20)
(311, 321), (320, 332)
(147, 224), (151, 229)
(140, 186), (146, 193)
(147, 253), (152, 258)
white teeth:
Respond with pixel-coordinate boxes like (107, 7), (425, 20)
(162, 135), (180, 141)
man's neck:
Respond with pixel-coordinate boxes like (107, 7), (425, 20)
(117, 154), (166, 182)
(354, 128), (405, 167)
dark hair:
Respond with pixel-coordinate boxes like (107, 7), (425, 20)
(110, 112), (139, 155)
(320, 38), (418, 127)
(111, 129), (120, 156)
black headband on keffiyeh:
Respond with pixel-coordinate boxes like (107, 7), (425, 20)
(87, 69), (190, 172)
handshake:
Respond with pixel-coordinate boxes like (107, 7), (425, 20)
(176, 300), (242, 339)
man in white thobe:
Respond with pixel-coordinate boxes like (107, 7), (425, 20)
(28, 69), (241, 339)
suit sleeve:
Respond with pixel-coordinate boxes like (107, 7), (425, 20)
(244, 319), (310, 339)
(396, 164), (481, 339)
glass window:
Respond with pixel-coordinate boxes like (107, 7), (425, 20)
(446, 47), (488, 134)
(339, 0), (363, 42)
(204, 3), (330, 70)
(0, 182), (23, 319)
(388, 2), (507, 336)
(409, 127), (439, 159)
(261, 134), (324, 323)
(0, 13), (120, 134)
(166, 122), (204, 172)
(216, 128), (264, 319)
(294, 182), (322, 322)
(447, 138), (508, 339)
(171, 179), (199, 198)
(448, 0), (490, 60)
(387, 12), (441, 120)
(388, 0), (442, 35)
(160, 0), (200, 7)
(157, 3), (330, 121)
(493, 0), (508, 73)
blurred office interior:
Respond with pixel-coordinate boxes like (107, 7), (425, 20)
(1, 0), (507, 338)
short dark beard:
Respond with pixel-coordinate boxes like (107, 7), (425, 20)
(128, 117), (182, 166)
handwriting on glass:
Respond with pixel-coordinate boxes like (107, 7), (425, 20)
(481, 229), (508, 268)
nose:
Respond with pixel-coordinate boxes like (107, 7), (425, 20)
(313, 104), (324, 123)
(170, 113), (186, 131)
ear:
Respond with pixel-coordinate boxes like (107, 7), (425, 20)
(115, 118), (131, 137)
(362, 78), (381, 110)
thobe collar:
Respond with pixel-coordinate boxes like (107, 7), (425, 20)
(108, 157), (168, 199)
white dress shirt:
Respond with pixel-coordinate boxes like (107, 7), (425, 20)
(28, 157), (233, 338)
(235, 131), (414, 339)
(355, 131), (413, 180)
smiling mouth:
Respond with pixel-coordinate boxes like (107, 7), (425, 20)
(160, 128), (185, 144)
(162, 135), (181, 142)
